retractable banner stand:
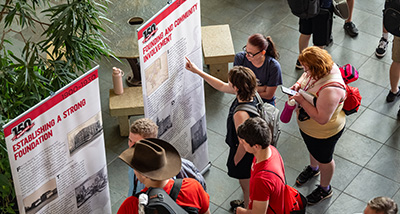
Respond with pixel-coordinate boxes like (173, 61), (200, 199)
(3, 65), (111, 214)
(137, 0), (209, 171)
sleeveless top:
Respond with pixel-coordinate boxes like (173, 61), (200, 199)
(296, 64), (346, 138)
(226, 98), (258, 147)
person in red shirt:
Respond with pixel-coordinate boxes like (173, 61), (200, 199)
(235, 117), (285, 214)
(117, 138), (210, 214)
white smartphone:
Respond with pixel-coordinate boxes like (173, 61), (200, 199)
(281, 86), (298, 96)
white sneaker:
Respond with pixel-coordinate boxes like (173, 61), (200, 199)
(375, 37), (389, 58)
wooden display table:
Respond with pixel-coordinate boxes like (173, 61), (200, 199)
(109, 87), (144, 136)
(201, 25), (235, 81)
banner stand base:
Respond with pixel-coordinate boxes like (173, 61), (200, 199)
(200, 162), (211, 175)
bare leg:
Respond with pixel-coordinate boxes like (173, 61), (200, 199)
(310, 154), (335, 187)
(319, 160), (335, 187)
(389, 62), (400, 93)
(299, 34), (311, 54)
(346, 0), (354, 23)
(309, 153), (319, 169)
(239, 178), (250, 208)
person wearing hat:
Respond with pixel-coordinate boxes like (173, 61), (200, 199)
(117, 138), (210, 214)
(127, 118), (158, 196)
(127, 118), (207, 197)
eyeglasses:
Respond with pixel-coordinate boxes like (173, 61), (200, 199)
(242, 45), (262, 57)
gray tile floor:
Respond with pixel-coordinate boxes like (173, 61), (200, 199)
(98, 0), (400, 213)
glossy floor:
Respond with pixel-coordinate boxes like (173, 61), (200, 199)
(97, 0), (400, 213)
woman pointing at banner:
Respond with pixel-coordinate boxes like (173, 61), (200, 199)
(185, 57), (259, 209)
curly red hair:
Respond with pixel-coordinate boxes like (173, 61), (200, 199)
(298, 46), (334, 80)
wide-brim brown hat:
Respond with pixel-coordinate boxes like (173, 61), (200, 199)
(119, 138), (181, 180)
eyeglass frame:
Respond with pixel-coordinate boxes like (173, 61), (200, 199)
(242, 45), (263, 57)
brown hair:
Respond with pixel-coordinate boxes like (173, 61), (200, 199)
(228, 66), (257, 101)
(368, 197), (398, 214)
(298, 46), (333, 80)
(237, 117), (272, 149)
(130, 118), (158, 138)
(248, 34), (279, 60)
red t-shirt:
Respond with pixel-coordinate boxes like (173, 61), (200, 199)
(249, 146), (285, 214)
(117, 178), (209, 214)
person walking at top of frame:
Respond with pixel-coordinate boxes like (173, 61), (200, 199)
(375, 0), (390, 59)
(386, 35), (400, 118)
(343, 0), (359, 37)
(186, 58), (259, 210)
(377, 0), (400, 119)
(235, 117), (285, 214)
(290, 46), (346, 205)
(296, 0), (333, 69)
(234, 34), (282, 106)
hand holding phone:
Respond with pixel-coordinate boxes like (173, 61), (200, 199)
(281, 86), (298, 96)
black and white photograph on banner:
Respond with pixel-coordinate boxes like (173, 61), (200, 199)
(68, 112), (103, 155)
(156, 105), (173, 137)
(23, 178), (58, 214)
(75, 166), (108, 208)
(190, 115), (207, 154)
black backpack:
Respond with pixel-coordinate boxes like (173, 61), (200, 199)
(136, 179), (198, 214)
(287, 0), (320, 19)
(383, 0), (400, 36)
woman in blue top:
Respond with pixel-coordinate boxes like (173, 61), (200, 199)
(234, 34), (283, 105)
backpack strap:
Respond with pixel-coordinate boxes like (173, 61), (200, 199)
(257, 169), (285, 214)
(316, 81), (346, 102)
(233, 92), (263, 115)
(316, 82), (346, 96)
(169, 179), (183, 201)
(259, 170), (285, 184)
(234, 103), (259, 116)
(254, 91), (265, 105)
(132, 175), (138, 196)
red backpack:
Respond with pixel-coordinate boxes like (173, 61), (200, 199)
(343, 85), (362, 115)
(262, 170), (307, 214)
(317, 64), (362, 115)
(339, 64), (359, 84)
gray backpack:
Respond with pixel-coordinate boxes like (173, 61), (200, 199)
(176, 158), (206, 191)
(234, 92), (281, 147)
(137, 179), (198, 214)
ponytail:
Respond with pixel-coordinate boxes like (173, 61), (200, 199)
(248, 34), (279, 60)
(264, 36), (279, 60)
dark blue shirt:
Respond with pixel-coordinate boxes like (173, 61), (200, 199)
(234, 52), (282, 104)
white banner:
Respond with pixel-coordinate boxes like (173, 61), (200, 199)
(3, 66), (111, 214)
(137, 0), (209, 170)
